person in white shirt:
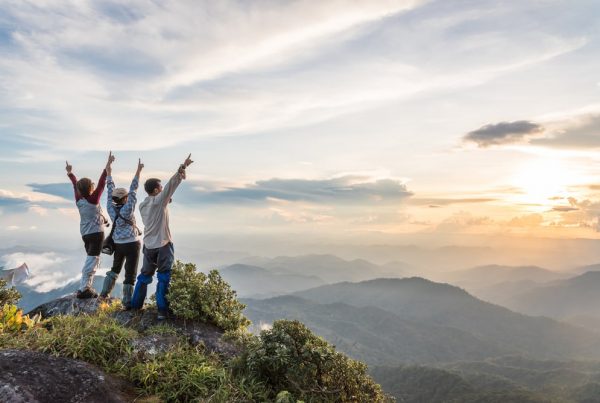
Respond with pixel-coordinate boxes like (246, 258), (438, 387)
(130, 154), (193, 319)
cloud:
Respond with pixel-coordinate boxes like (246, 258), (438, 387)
(0, 194), (30, 211)
(0, 0), (423, 152)
(0, 0), (585, 156)
(506, 213), (544, 227)
(551, 206), (578, 212)
(531, 112), (600, 149)
(28, 183), (73, 200)
(464, 120), (544, 147)
(547, 197), (600, 230)
(434, 211), (493, 232)
(0, 188), (70, 216)
(0, 251), (75, 292)
(187, 175), (413, 204)
(410, 197), (496, 207)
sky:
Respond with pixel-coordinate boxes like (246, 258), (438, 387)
(2, 0), (600, 278)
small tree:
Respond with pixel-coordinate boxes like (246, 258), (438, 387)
(244, 320), (392, 402)
(0, 278), (21, 306)
(168, 261), (250, 331)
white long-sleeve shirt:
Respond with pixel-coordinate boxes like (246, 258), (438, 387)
(139, 171), (184, 249)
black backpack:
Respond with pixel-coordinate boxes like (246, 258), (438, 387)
(101, 207), (139, 255)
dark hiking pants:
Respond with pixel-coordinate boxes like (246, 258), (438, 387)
(130, 242), (174, 312)
(109, 240), (141, 285)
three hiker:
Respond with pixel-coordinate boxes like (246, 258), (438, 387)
(66, 152), (193, 319)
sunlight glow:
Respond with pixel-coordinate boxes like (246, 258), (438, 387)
(510, 159), (573, 210)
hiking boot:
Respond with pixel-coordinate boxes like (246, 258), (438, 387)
(122, 284), (134, 310)
(100, 271), (118, 298)
(76, 287), (98, 299)
(157, 310), (169, 321)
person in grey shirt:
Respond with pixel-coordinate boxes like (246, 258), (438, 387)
(130, 154), (193, 319)
(66, 152), (113, 299)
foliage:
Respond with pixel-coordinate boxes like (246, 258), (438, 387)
(0, 278), (21, 306)
(98, 299), (123, 315)
(242, 319), (391, 402)
(36, 315), (137, 371)
(168, 261), (250, 331)
(0, 303), (42, 333)
(128, 344), (268, 403)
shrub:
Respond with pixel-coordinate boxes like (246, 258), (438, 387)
(243, 320), (391, 403)
(0, 278), (21, 306)
(168, 261), (250, 331)
(128, 344), (268, 403)
(0, 303), (42, 334)
(36, 315), (137, 371)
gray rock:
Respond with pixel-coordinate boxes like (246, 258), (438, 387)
(0, 349), (135, 403)
(27, 294), (109, 317)
(28, 295), (241, 358)
(130, 334), (181, 358)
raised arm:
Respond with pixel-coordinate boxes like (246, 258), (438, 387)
(65, 161), (81, 201)
(158, 154), (193, 207)
(88, 151), (114, 204)
(106, 175), (116, 221)
(120, 159), (143, 220)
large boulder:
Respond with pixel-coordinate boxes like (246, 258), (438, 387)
(0, 349), (135, 403)
(27, 295), (240, 358)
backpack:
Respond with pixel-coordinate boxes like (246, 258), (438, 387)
(101, 207), (140, 255)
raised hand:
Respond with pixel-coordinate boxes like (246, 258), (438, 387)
(136, 158), (144, 175)
(105, 151), (115, 175)
(106, 151), (115, 166)
(65, 160), (73, 174)
(183, 153), (193, 168)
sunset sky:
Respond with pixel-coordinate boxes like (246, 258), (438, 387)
(2, 0), (600, 258)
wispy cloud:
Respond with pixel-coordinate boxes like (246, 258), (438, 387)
(0, 0), (585, 156)
(185, 175), (413, 204)
(27, 183), (73, 201)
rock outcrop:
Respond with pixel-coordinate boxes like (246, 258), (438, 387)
(0, 349), (135, 403)
(27, 295), (240, 358)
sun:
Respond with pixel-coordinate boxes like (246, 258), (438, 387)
(509, 158), (573, 210)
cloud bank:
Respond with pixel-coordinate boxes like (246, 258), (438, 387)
(188, 176), (413, 204)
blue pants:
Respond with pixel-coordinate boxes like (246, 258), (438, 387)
(130, 242), (174, 312)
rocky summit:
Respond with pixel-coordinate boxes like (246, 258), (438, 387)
(27, 295), (240, 358)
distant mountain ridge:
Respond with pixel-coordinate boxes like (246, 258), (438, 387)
(219, 263), (324, 298)
(498, 270), (600, 330)
(442, 264), (566, 289)
(291, 277), (600, 361)
(243, 295), (509, 365)
(239, 254), (410, 283)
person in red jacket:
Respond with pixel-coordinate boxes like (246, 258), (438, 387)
(66, 152), (114, 298)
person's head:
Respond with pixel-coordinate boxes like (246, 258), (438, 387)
(76, 178), (94, 197)
(112, 188), (129, 205)
(144, 178), (162, 196)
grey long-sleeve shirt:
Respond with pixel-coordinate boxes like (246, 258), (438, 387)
(138, 170), (184, 249)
